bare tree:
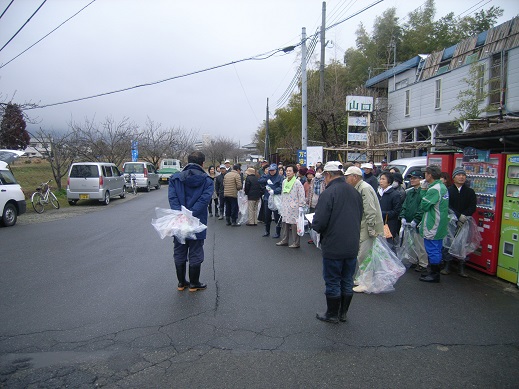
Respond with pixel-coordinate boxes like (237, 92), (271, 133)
(201, 136), (239, 167)
(31, 127), (76, 191)
(69, 116), (138, 166)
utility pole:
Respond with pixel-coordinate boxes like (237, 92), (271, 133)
(319, 2), (326, 104)
(301, 27), (308, 151)
(264, 98), (270, 161)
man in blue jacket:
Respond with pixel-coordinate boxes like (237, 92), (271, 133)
(168, 151), (214, 292)
(258, 164), (283, 238)
(312, 161), (363, 323)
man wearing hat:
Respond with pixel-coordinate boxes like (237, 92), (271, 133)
(344, 166), (384, 292)
(312, 162), (363, 323)
(224, 159), (231, 171)
(443, 167), (477, 277)
(399, 170), (428, 272)
(258, 163), (283, 238)
(361, 163), (378, 192)
(214, 164), (227, 219)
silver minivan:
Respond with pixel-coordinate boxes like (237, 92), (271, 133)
(67, 162), (126, 205)
(122, 162), (160, 192)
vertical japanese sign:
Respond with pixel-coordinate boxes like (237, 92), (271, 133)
(297, 150), (307, 166)
(131, 140), (138, 162)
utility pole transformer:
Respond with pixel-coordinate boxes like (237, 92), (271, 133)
(301, 27), (307, 151)
(319, 2), (326, 104)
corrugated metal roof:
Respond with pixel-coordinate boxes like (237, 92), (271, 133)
(365, 56), (420, 88)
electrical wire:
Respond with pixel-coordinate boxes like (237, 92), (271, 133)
(458, 0), (487, 18)
(0, 0), (47, 53)
(0, 0), (97, 69)
(232, 63), (261, 124)
(0, 0), (15, 20)
(28, 48), (284, 109)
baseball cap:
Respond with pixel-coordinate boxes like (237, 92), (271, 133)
(360, 163), (373, 169)
(323, 161), (343, 172)
(406, 170), (424, 179)
(224, 159), (231, 164)
(268, 163), (277, 171)
(381, 159), (387, 163)
(344, 166), (363, 176)
(219, 164), (226, 169)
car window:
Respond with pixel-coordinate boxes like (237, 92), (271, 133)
(112, 166), (121, 176)
(388, 165), (406, 174)
(124, 164), (144, 174)
(0, 170), (17, 185)
(70, 165), (99, 178)
(103, 166), (113, 177)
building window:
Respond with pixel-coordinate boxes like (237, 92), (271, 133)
(435, 79), (442, 110)
(476, 64), (485, 99)
(489, 52), (507, 108)
(405, 90), (410, 117)
(395, 78), (408, 90)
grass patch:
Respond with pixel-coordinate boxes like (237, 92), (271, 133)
(9, 159), (70, 212)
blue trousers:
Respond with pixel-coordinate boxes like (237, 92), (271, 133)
(322, 257), (357, 298)
(224, 196), (239, 221)
(173, 238), (204, 266)
(424, 239), (443, 265)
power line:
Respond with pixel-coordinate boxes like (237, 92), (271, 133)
(28, 48), (286, 109)
(0, 0), (15, 20)
(0, 0), (97, 69)
(0, 0), (47, 53)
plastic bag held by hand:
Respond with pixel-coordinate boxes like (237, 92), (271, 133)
(237, 190), (248, 225)
(151, 206), (207, 243)
(448, 216), (482, 259)
(358, 236), (406, 293)
(297, 208), (305, 236)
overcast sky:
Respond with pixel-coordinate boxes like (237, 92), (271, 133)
(1, 0), (517, 146)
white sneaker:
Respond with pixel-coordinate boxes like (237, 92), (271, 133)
(353, 285), (367, 293)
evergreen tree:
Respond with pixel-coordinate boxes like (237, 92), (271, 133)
(0, 103), (30, 150)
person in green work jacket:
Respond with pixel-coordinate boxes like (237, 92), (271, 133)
(419, 165), (449, 283)
(399, 169), (428, 273)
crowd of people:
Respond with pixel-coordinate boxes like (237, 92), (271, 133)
(168, 151), (477, 324)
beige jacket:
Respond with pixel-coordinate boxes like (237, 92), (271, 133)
(355, 179), (384, 242)
(223, 170), (242, 198)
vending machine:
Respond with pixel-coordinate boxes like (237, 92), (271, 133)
(497, 154), (519, 284)
(453, 151), (506, 275)
(427, 153), (454, 175)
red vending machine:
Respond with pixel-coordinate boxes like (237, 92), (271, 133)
(427, 153), (454, 174)
(453, 152), (506, 275)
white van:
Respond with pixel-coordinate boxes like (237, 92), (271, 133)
(67, 162), (126, 205)
(387, 156), (427, 187)
(0, 150), (26, 226)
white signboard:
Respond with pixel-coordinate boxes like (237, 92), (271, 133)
(346, 96), (374, 112)
(306, 146), (323, 167)
(348, 116), (368, 127)
(348, 153), (367, 162)
(347, 133), (368, 142)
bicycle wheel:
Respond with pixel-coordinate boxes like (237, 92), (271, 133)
(50, 192), (60, 209)
(31, 192), (45, 213)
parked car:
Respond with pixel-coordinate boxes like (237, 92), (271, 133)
(0, 150), (27, 227)
(67, 162), (126, 205)
(387, 156), (427, 187)
(122, 162), (160, 192)
(158, 159), (182, 183)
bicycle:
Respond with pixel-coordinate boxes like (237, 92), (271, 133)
(125, 173), (137, 195)
(31, 179), (60, 213)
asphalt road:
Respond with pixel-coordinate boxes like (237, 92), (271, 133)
(1, 188), (519, 388)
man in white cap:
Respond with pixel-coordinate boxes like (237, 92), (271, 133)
(312, 161), (363, 323)
(344, 166), (384, 293)
(361, 163), (378, 192)
(224, 159), (231, 171)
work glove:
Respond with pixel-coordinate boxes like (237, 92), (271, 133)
(267, 179), (273, 185)
(268, 189), (274, 196)
(459, 214), (467, 223)
(368, 225), (377, 238)
(401, 218), (407, 226)
(420, 179), (429, 190)
(410, 220), (417, 229)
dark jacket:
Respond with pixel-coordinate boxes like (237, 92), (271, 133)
(215, 172), (225, 197)
(364, 172), (378, 192)
(258, 169), (283, 200)
(448, 184), (477, 218)
(244, 174), (262, 200)
(168, 163), (214, 240)
(378, 187), (402, 238)
(312, 177), (363, 259)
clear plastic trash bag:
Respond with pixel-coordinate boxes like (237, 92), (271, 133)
(151, 206), (207, 243)
(297, 208), (305, 236)
(443, 209), (459, 250)
(357, 236), (406, 294)
(268, 194), (282, 211)
(238, 190), (248, 225)
(448, 216), (482, 259)
(396, 226), (419, 267)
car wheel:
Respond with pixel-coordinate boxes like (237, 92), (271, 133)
(68, 200), (77, 206)
(146, 182), (151, 192)
(155, 181), (161, 190)
(1, 203), (17, 227)
(120, 186), (126, 198)
(103, 191), (110, 205)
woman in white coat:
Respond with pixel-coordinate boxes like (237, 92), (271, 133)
(276, 164), (306, 248)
